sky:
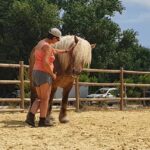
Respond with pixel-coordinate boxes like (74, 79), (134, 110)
(113, 0), (150, 48)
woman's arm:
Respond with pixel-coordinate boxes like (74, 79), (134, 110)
(54, 49), (68, 54)
(54, 42), (76, 54)
(42, 45), (56, 80)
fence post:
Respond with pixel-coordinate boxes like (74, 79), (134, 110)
(120, 67), (124, 110)
(75, 76), (80, 112)
(19, 61), (24, 111)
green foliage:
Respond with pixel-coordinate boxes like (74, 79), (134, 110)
(79, 73), (90, 82)
(0, 0), (61, 64)
(124, 75), (150, 97)
(61, 0), (123, 42)
(138, 75), (150, 84)
(90, 76), (98, 83)
(79, 72), (98, 83)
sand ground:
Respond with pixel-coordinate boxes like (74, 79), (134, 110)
(0, 109), (150, 150)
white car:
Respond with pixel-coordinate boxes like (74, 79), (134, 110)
(86, 88), (120, 106)
(87, 88), (119, 98)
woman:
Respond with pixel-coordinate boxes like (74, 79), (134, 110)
(26, 28), (74, 127)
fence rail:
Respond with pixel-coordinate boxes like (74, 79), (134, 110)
(75, 68), (150, 111)
(0, 62), (150, 112)
(0, 61), (25, 112)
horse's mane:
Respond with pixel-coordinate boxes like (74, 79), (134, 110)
(53, 35), (92, 71)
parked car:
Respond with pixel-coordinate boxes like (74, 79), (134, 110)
(86, 88), (120, 106)
(87, 88), (119, 98)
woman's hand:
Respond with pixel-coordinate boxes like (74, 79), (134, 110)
(66, 42), (76, 53)
(51, 73), (57, 80)
(54, 42), (76, 54)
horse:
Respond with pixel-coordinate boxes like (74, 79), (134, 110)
(29, 35), (95, 124)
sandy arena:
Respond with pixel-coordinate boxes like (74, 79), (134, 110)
(0, 109), (150, 150)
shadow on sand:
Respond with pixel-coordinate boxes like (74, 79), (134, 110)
(0, 120), (27, 128)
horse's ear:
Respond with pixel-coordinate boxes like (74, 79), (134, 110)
(91, 43), (96, 49)
(74, 36), (79, 44)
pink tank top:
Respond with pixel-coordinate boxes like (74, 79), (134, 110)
(33, 40), (55, 72)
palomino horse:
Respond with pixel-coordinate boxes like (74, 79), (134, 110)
(29, 35), (95, 124)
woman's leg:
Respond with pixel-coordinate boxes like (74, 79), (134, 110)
(36, 83), (52, 127)
(36, 83), (51, 118)
(26, 82), (51, 127)
(25, 98), (40, 127)
(30, 98), (40, 114)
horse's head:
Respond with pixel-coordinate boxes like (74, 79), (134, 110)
(54, 35), (95, 76)
(69, 36), (96, 75)
(68, 36), (82, 75)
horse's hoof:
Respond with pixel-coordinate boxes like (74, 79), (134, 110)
(45, 119), (54, 126)
(59, 116), (69, 123)
(49, 115), (55, 121)
(45, 115), (55, 126)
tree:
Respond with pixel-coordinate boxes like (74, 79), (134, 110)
(0, 0), (61, 64)
(56, 0), (124, 70)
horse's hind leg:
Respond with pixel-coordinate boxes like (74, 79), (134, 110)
(26, 86), (37, 114)
(46, 87), (57, 124)
(59, 85), (73, 123)
(30, 86), (38, 106)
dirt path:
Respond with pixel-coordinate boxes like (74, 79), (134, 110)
(0, 109), (150, 150)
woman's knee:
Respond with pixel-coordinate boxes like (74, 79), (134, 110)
(40, 94), (50, 101)
(40, 98), (49, 104)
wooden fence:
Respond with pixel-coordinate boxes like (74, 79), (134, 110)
(0, 61), (150, 112)
(0, 61), (28, 112)
(75, 68), (150, 111)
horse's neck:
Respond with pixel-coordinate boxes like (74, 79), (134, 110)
(54, 55), (72, 76)
(53, 56), (62, 75)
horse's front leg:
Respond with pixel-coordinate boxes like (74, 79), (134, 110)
(46, 87), (57, 125)
(59, 85), (73, 123)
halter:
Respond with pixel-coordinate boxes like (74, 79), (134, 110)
(68, 41), (79, 76)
